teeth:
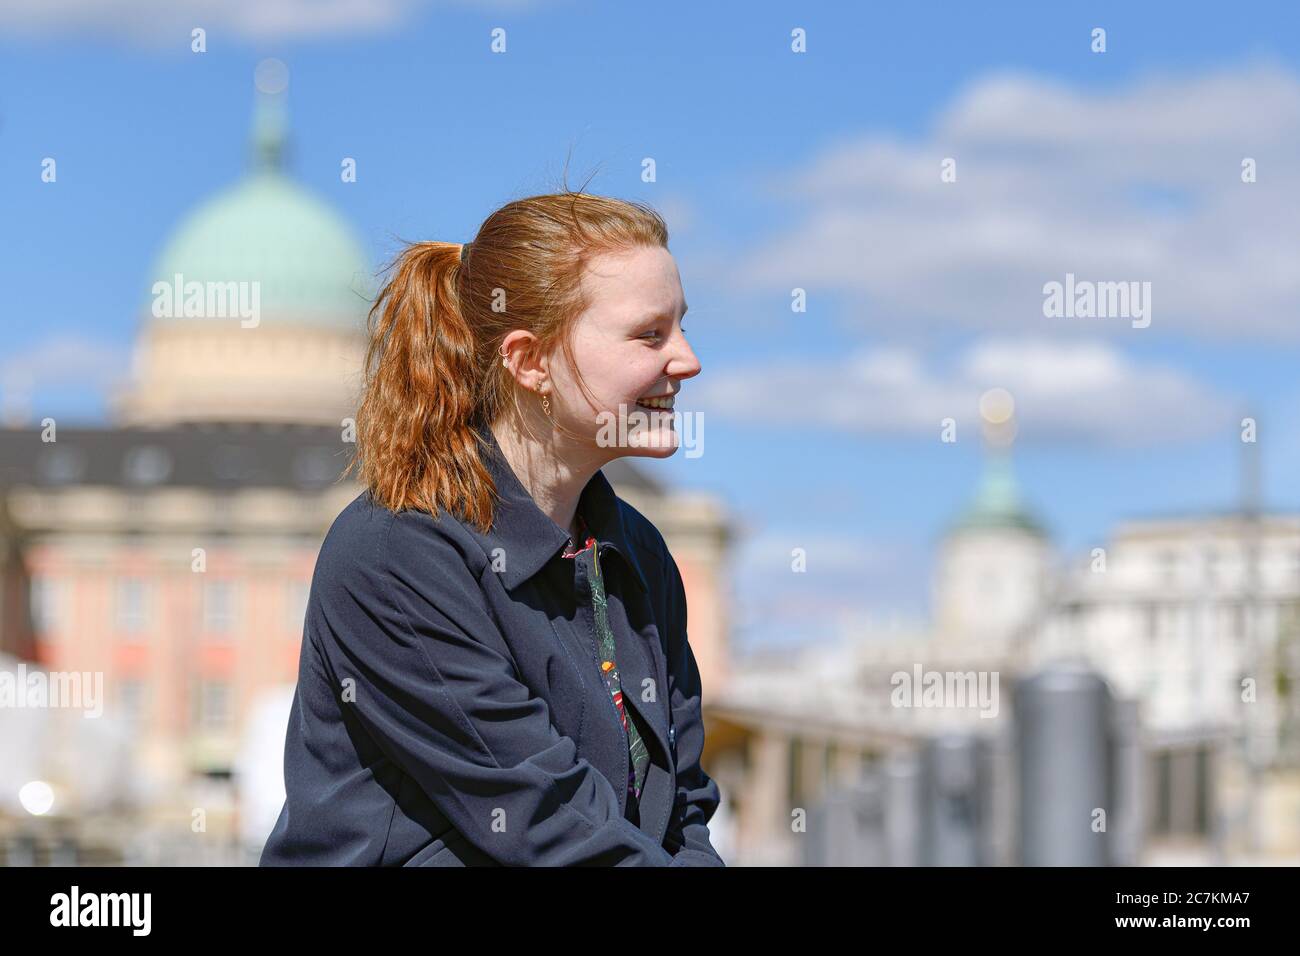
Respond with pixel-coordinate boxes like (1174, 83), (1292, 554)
(637, 396), (674, 409)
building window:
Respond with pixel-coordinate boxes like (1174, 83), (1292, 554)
(1159, 550), (1179, 586)
(294, 448), (339, 489)
(202, 580), (237, 635)
(860, 752), (880, 781)
(115, 578), (149, 634)
(1147, 602), (1184, 642)
(210, 493), (235, 533)
(125, 492), (149, 523)
(118, 678), (149, 724)
(38, 445), (87, 484)
(194, 680), (232, 730)
(122, 446), (173, 485)
(30, 576), (63, 635)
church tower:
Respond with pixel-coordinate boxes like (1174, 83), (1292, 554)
(932, 388), (1052, 649)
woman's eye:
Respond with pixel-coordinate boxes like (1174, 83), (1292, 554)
(641, 323), (685, 341)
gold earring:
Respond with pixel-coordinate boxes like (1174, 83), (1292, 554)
(541, 395), (551, 417)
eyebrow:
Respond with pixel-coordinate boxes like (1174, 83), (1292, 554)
(641, 304), (688, 322)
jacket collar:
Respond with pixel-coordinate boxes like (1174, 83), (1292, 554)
(469, 421), (651, 595)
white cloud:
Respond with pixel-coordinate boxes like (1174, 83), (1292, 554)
(0, 0), (545, 44)
(0, 335), (130, 426)
(691, 337), (1239, 447)
(735, 61), (1300, 342)
(0, 332), (129, 386)
(0, 333), (131, 422)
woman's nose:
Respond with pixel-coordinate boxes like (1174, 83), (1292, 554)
(669, 335), (702, 380)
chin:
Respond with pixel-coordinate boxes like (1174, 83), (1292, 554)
(601, 421), (680, 459)
(625, 436), (679, 459)
(593, 406), (682, 457)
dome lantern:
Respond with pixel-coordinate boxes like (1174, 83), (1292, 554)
(250, 58), (290, 175)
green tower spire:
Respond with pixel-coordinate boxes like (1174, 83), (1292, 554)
(951, 446), (1045, 535)
(948, 388), (1046, 536)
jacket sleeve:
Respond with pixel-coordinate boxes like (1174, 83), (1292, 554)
(318, 510), (676, 867)
(660, 547), (727, 867)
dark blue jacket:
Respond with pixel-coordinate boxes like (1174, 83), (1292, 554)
(259, 424), (726, 866)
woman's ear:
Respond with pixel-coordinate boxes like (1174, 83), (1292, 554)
(517, 344), (550, 393)
(502, 331), (547, 391)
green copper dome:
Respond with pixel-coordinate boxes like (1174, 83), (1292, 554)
(949, 449), (1046, 536)
(144, 89), (371, 328)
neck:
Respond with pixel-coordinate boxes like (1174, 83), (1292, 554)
(489, 417), (607, 540)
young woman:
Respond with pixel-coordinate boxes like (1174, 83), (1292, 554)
(259, 191), (724, 866)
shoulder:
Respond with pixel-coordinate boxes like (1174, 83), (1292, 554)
(317, 490), (490, 588)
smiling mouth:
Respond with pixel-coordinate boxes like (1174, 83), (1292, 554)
(635, 395), (675, 411)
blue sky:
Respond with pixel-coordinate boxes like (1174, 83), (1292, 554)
(3, 0), (1300, 650)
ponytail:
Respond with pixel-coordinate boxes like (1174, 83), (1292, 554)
(345, 241), (498, 530)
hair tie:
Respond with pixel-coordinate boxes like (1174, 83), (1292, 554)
(460, 242), (471, 264)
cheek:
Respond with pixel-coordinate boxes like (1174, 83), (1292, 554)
(559, 367), (626, 415)
(574, 353), (657, 406)
(619, 354), (663, 392)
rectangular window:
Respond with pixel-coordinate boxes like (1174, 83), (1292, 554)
(1159, 550), (1179, 586)
(118, 678), (149, 724)
(211, 494), (234, 528)
(125, 493), (148, 518)
(202, 580), (236, 635)
(194, 679), (232, 730)
(115, 578), (149, 634)
(30, 576), (63, 635)
(1144, 602), (1159, 643)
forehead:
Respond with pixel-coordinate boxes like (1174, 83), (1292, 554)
(578, 246), (683, 320)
